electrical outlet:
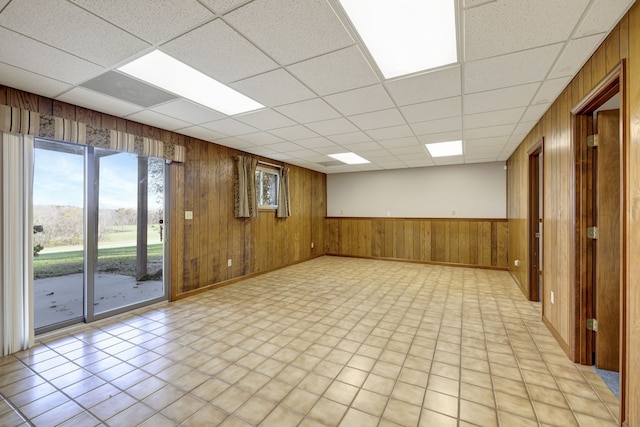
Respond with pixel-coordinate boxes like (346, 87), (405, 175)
(311, 242), (314, 249)
(514, 259), (520, 267)
(227, 259), (232, 267)
(185, 211), (193, 220)
(550, 291), (555, 304)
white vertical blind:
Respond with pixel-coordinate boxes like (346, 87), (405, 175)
(1, 132), (34, 355)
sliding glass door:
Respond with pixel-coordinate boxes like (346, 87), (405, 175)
(33, 139), (168, 333)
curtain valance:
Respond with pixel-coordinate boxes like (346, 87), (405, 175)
(0, 105), (185, 162)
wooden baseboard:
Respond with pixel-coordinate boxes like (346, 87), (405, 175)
(325, 253), (508, 271)
(172, 254), (325, 301)
(508, 270), (528, 298)
(542, 315), (572, 359)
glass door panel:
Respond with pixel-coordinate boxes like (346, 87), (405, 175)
(93, 149), (165, 316)
(33, 140), (85, 332)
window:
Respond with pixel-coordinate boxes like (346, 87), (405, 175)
(255, 166), (279, 209)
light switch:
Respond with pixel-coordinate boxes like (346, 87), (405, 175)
(185, 211), (193, 220)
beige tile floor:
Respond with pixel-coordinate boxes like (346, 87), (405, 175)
(0, 257), (619, 426)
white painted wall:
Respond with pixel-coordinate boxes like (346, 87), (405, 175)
(327, 162), (506, 218)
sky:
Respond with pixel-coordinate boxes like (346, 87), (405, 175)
(33, 147), (156, 210)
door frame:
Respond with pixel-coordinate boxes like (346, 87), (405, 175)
(528, 138), (543, 302)
(571, 61), (627, 421)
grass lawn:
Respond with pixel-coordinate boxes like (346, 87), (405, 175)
(34, 243), (163, 279)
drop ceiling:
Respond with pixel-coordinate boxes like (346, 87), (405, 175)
(0, 0), (633, 173)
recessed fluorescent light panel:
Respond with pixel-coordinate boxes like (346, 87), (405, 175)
(118, 50), (264, 115)
(425, 140), (463, 157)
(338, 0), (458, 79)
(329, 152), (370, 165)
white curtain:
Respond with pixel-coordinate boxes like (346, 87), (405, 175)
(1, 132), (34, 356)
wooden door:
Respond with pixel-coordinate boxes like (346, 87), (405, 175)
(594, 109), (620, 372)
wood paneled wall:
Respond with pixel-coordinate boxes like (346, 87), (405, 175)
(507, 3), (640, 423)
(0, 85), (327, 300)
(325, 217), (507, 269)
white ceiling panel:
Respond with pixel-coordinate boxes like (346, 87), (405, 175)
(464, 108), (525, 129)
(264, 141), (307, 152)
(237, 132), (284, 145)
(216, 137), (255, 149)
(235, 109), (296, 131)
(385, 66), (461, 106)
(0, 62), (71, 99)
(0, 0), (149, 67)
(162, 19), (277, 84)
(522, 104), (552, 123)
(324, 85), (395, 116)
(549, 34), (606, 79)
(410, 116), (462, 136)
(340, 141), (384, 151)
(514, 121), (537, 135)
(294, 137), (336, 149)
(269, 125), (319, 141)
(465, 44), (563, 93)
(400, 97), (462, 124)
(349, 109), (406, 131)
(275, 98), (341, 123)
(464, 124), (515, 139)
(230, 69), (315, 107)
(56, 87), (142, 118)
(224, 0), (354, 65)
(327, 132), (372, 145)
(198, 0), (247, 15)
(244, 146), (277, 156)
(366, 125), (415, 141)
(287, 46), (379, 96)
(126, 110), (192, 131)
(418, 131), (463, 145)
(152, 99), (226, 125)
(201, 118), (258, 136)
(178, 126), (228, 142)
(464, 83), (539, 114)
(305, 118), (359, 136)
(0, 28), (105, 85)
(377, 137), (421, 149)
(575, 0), (633, 38)
(532, 77), (572, 105)
(72, 0), (214, 45)
(464, 0), (590, 61)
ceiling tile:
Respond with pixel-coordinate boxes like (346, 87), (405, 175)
(126, 110), (191, 131)
(514, 121), (537, 135)
(178, 126), (228, 142)
(162, 19), (277, 84)
(294, 137), (336, 149)
(237, 132), (284, 145)
(465, 44), (563, 93)
(355, 149), (391, 159)
(340, 141), (384, 151)
(305, 118), (359, 136)
(313, 145), (345, 155)
(269, 125), (319, 141)
(385, 66), (461, 106)
(230, 69), (315, 107)
(410, 116), (462, 136)
(275, 98), (341, 123)
(287, 46), (379, 96)
(0, 0), (149, 67)
(198, 0), (247, 15)
(464, 0), (590, 61)
(464, 83), (539, 114)
(201, 118), (258, 136)
(432, 157), (464, 166)
(522, 104), (551, 123)
(418, 131), (463, 145)
(224, 0), (353, 65)
(574, 0), (634, 38)
(387, 145), (426, 155)
(289, 148), (321, 158)
(349, 109), (406, 131)
(400, 97), (462, 124)
(377, 137), (421, 149)
(0, 62), (71, 98)
(245, 146), (277, 156)
(464, 124), (515, 139)
(327, 132), (372, 145)
(81, 71), (178, 108)
(216, 136), (255, 149)
(56, 87), (142, 117)
(324, 84), (395, 116)
(464, 108), (525, 129)
(0, 28), (104, 84)
(549, 34), (605, 79)
(152, 99), (226, 125)
(464, 0), (497, 8)
(532, 77), (572, 104)
(366, 125), (414, 141)
(263, 141), (306, 152)
(235, 109), (296, 131)
(72, 0), (214, 45)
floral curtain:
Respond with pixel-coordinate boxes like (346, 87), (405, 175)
(234, 155), (259, 218)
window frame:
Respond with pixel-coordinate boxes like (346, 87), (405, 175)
(255, 165), (279, 210)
